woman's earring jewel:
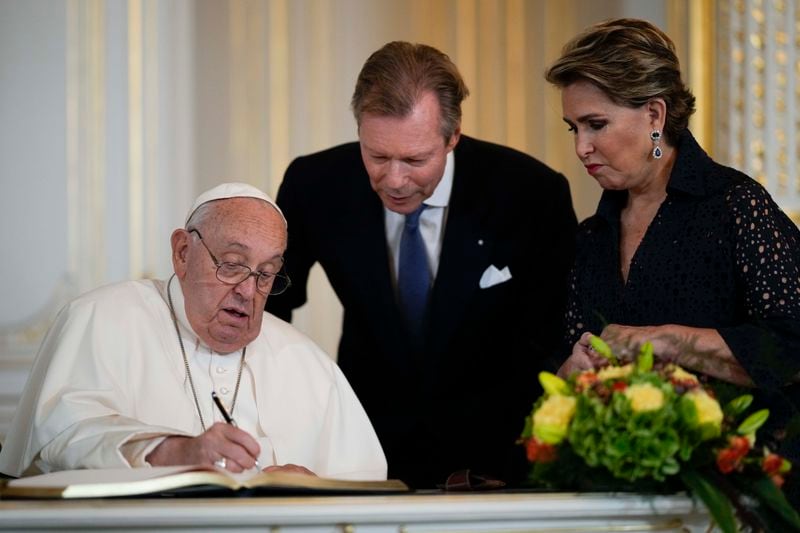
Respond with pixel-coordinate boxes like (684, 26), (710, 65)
(650, 130), (663, 159)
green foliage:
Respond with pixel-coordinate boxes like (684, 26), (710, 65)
(636, 342), (654, 372)
(521, 348), (797, 532)
(724, 394), (753, 418)
(736, 408), (769, 436)
(539, 372), (569, 396)
(680, 468), (737, 533)
(589, 335), (617, 364)
(747, 476), (800, 531)
(568, 382), (686, 481)
(519, 413), (533, 440)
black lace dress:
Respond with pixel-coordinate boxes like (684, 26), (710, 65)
(562, 130), (800, 491)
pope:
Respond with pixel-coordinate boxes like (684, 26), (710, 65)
(0, 183), (386, 480)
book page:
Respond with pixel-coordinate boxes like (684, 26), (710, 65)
(3, 466), (407, 499)
(7, 465), (210, 488)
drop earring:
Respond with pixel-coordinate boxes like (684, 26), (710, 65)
(650, 130), (663, 159)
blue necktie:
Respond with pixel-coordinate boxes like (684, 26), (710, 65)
(398, 204), (430, 340)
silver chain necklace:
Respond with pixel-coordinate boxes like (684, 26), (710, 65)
(166, 274), (246, 432)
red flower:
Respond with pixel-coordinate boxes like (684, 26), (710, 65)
(763, 453), (783, 475)
(611, 381), (627, 392)
(770, 474), (786, 488)
(575, 372), (597, 392)
(716, 436), (750, 474)
(729, 436), (750, 455)
(526, 438), (558, 463)
(717, 449), (740, 474)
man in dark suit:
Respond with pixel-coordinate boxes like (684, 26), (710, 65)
(267, 41), (577, 488)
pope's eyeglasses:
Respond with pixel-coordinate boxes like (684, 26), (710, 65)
(188, 229), (291, 296)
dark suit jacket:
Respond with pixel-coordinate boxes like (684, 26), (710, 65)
(267, 135), (577, 487)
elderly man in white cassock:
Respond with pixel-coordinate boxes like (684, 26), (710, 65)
(0, 183), (387, 480)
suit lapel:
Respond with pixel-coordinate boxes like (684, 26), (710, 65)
(338, 162), (409, 355)
(426, 138), (491, 356)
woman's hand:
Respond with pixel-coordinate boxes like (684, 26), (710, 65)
(600, 324), (677, 363)
(557, 331), (612, 378)
(600, 323), (755, 387)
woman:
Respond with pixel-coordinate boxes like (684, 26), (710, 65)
(548, 18), (800, 497)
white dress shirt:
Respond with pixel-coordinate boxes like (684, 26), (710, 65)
(384, 151), (455, 284)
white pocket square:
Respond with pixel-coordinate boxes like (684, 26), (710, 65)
(479, 265), (512, 289)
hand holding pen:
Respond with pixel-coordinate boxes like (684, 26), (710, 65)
(212, 391), (261, 470)
(144, 398), (261, 471)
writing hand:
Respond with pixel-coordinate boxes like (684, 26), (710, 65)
(146, 422), (261, 472)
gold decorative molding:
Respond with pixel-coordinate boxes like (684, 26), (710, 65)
(128, 0), (144, 278)
(128, 0), (160, 279)
(688, 0), (716, 155)
(454, 0), (478, 136)
(714, 0), (800, 220)
(144, 0), (159, 275)
(230, 0), (270, 192)
(67, 0), (106, 288)
(505, 0), (526, 150)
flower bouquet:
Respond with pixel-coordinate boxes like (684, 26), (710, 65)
(519, 337), (800, 532)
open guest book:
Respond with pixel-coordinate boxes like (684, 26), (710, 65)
(0, 465), (409, 499)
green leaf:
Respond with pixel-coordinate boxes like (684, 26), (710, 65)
(737, 409), (770, 435)
(533, 423), (567, 445)
(724, 395), (753, 418)
(539, 372), (569, 396)
(680, 468), (738, 533)
(519, 414), (533, 440)
(589, 335), (618, 365)
(678, 395), (699, 426)
(636, 342), (654, 372)
(749, 476), (800, 530)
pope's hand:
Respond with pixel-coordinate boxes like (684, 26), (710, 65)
(146, 422), (261, 472)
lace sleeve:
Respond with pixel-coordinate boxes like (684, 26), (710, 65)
(728, 181), (800, 321)
(719, 179), (800, 387)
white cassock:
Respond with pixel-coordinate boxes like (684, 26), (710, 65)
(0, 278), (387, 480)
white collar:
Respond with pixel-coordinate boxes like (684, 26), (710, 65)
(167, 274), (202, 347)
(425, 150), (455, 208)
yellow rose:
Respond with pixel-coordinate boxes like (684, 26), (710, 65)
(669, 366), (700, 384)
(533, 395), (577, 444)
(624, 383), (665, 412)
(597, 364), (634, 382)
(686, 390), (723, 428)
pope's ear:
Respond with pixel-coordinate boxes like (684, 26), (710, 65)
(171, 229), (190, 278)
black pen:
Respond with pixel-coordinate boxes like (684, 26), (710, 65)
(211, 391), (237, 426)
(211, 391), (260, 468)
